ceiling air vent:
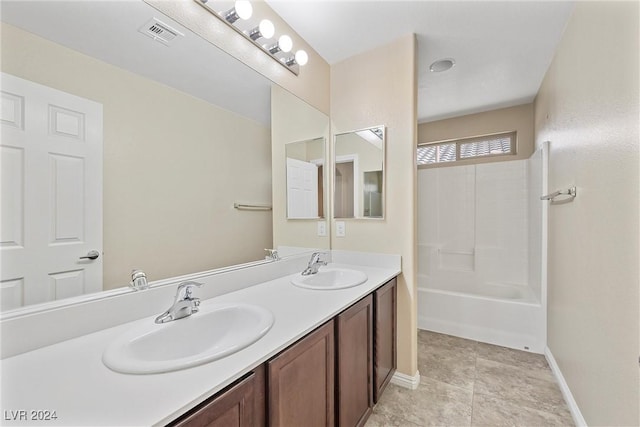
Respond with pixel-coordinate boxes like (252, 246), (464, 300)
(139, 18), (184, 45)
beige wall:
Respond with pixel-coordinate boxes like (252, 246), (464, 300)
(285, 138), (324, 163)
(144, 0), (330, 116)
(534, 2), (639, 425)
(271, 85), (330, 249)
(1, 23), (273, 289)
(331, 34), (418, 377)
(418, 103), (534, 166)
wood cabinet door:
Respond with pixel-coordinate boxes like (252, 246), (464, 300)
(336, 294), (373, 427)
(373, 277), (397, 403)
(267, 320), (335, 427)
(170, 365), (265, 427)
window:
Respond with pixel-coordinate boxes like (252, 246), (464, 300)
(417, 131), (516, 166)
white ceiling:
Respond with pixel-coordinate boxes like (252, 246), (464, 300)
(267, 0), (575, 122)
(2, 1), (575, 125)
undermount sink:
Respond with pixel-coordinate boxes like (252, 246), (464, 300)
(291, 268), (368, 290)
(102, 302), (274, 374)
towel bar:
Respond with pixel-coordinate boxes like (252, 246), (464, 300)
(540, 186), (576, 203)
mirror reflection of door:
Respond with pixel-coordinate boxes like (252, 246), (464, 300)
(317, 165), (324, 217)
(1, 73), (103, 310)
(364, 170), (383, 217)
(284, 137), (325, 219)
(286, 158), (319, 218)
(335, 161), (355, 218)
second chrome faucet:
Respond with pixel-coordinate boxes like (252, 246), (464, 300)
(302, 252), (328, 276)
(155, 281), (203, 324)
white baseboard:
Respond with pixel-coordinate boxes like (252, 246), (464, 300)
(545, 347), (587, 427)
(390, 370), (421, 390)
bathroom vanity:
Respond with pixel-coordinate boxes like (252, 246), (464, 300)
(171, 277), (397, 427)
(0, 253), (400, 427)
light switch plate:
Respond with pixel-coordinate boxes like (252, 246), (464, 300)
(336, 221), (346, 237)
(317, 221), (327, 237)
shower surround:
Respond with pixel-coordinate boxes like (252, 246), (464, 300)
(417, 150), (545, 352)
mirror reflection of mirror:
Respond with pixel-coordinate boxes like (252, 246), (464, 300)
(334, 126), (385, 219)
(285, 138), (325, 219)
(0, 1), (324, 314)
(271, 85), (330, 251)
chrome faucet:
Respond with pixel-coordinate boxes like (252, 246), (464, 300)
(301, 252), (328, 276)
(155, 281), (203, 324)
(129, 269), (149, 291)
(265, 248), (280, 261)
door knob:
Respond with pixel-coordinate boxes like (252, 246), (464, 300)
(79, 250), (100, 260)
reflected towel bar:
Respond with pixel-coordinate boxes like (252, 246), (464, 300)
(234, 203), (272, 211)
(540, 186), (576, 203)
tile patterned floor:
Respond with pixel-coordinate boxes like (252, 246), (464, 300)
(366, 330), (574, 427)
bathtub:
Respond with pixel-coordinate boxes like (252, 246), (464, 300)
(418, 275), (545, 353)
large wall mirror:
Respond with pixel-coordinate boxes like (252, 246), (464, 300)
(334, 126), (385, 219)
(0, 0), (328, 314)
(285, 138), (325, 219)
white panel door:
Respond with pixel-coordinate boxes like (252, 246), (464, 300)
(0, 73), (103, 310)
(286, 157), (318, 219)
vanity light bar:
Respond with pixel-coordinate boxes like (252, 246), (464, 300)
(194, 0), (308, 76)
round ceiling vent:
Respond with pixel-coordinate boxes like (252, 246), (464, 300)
(429, 58), (456, 73)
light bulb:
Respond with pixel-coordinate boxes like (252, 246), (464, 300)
(234, 0), (252, 20)
(294, 50), (308, 66)
(258, 19), (275, 39)
(278, 35), (293, 53)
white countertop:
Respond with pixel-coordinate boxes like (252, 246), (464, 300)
(0, 262), (399, 426)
